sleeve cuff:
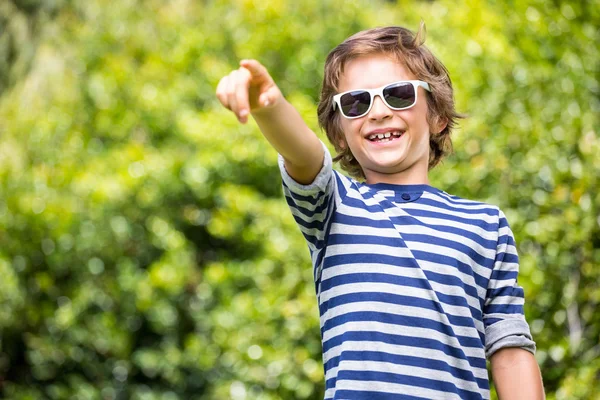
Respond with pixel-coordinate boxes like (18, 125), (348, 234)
(485, 318), (536, 358)
(278, 141), (333, 195)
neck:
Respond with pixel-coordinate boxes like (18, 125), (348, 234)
(364, 169), (430, 185)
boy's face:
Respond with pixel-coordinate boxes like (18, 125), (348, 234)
(337, 53), (444, 185)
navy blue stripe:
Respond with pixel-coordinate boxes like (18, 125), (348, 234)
(499, 233), (516, 247)
(284, 192), (330, 219)
(325, 350), (489, 390)
(333, 171), (349, 198)
(322, 311), (487, 359)
(284, 188), (323, 207)
(320, 274), (482, 327)
(292, 212), (326, 231)
(488, 286), (524, 299)
(323, 254), (419, 270)
(334, 204), (499, 233)
(341, 195), (399, 213)
(418, 197), (498, 216)
(496, 251), (518, 264)
(314, 248), (325, 281)
(484, 304), (524, 314)
(396, 208), (499, 232)
(490, 269), (517, 281)
(319, 291), (481, 331)
(403, 233), (495, 269)
(333, 370), (483, 400)
(323, 330), (486, 369)
(484, 317), (503, 327)
(321, 273), (431, 293)
(314, 202), (337, 285)
(391, 216), (497, 247)
(421, 269), (482, 307)
(334, 213), (397, 229)
(329, 227), (497, 251)
(328, 233), (405, 247)
(283, 182), (321, 206)
(437, 191), (490, 206)
(331, 389), (430, 400)
(410, 250), (489, 289)
(296, 230), (319, 248)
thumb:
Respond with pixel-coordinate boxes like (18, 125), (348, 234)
(258, 84), (282, 108)
(258, 92), (271, 108)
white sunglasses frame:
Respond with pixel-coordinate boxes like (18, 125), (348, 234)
(332, 80), (431, 119)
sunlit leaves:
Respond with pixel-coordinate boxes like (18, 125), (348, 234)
(1, 0), (599, 399)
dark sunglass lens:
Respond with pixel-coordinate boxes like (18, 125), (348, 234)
(340, 91), (371, 117)
(384, 83), (415, 109)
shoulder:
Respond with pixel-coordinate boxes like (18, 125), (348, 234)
(424, 189), (505, 233)
(428, 189), (501, 215)
(331, 168), (363, 198)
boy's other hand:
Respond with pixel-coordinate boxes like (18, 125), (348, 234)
(216, 59), (282, 124)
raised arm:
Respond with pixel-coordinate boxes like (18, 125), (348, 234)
(215, 59), (324, 184)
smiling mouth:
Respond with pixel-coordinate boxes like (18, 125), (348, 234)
(367, 131), (405, 142)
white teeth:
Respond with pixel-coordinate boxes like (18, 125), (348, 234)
(367, 131), (405, 141)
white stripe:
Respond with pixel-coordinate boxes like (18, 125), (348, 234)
(322, 330), (486, 379)
(400, 202), (498, 224)
(320, 299), (483, 344)
(320, 261), (485, 317)
(321, 263), (423, 282)
(405, 241), (491, 278)
(288, 201), (327, 225)
(431, 191), (496, 209)
(395, 223), (496, 261)
(404, 216), (498, 241)
(487, 295), (524, 306)
(416, 259), (486, 301)
(498, 225), (514, 237)
(329, 223), (400, 237)
(491, 261), (518, 273)
(328, 360), (485, 395)
(320, 280), (476, 324)
(336, 202), (388, 219)
(325, 243), (415, 259)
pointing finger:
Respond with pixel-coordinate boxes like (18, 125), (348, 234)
(240, 59), (270, 81)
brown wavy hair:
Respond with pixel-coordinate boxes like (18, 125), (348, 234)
(317, 23), (463, 180)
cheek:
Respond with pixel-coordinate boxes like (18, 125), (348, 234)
(416, 101), (433, 130)
(338, 120), (355, 148)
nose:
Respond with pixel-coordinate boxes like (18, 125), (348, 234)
(368, 94), (392, 121)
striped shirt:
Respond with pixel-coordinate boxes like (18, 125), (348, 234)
(279, 147), (535, 400)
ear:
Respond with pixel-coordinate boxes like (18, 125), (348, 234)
(431, 116), (448, 135)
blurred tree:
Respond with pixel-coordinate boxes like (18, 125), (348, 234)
(0, 0), (70, 95)
(0, 0), (598, 399)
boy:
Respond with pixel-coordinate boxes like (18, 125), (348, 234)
(216, 25), (544, 399)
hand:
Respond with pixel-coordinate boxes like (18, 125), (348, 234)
(215, 59), (282, 124)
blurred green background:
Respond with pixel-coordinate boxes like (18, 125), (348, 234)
(0, 0), (598, 399)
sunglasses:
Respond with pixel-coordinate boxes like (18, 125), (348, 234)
(332, 80), (431, 119)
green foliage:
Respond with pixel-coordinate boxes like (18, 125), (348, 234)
(0, 0), (598, 399)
